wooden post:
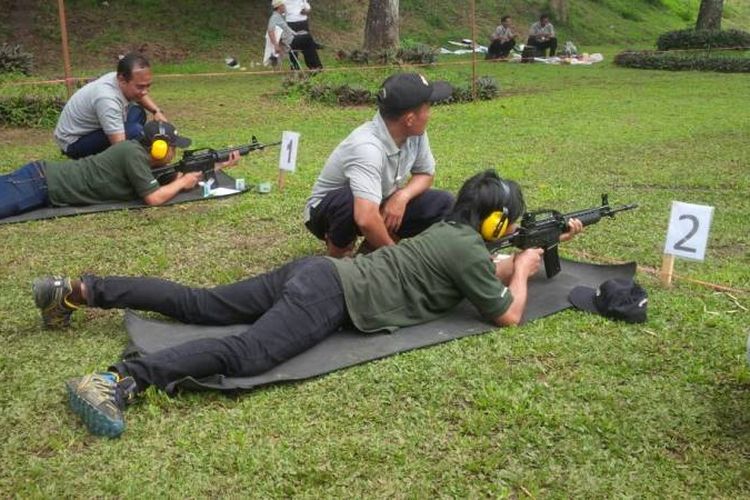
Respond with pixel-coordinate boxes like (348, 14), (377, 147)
(277, 169), (286, 191)
(57, 0), (74, 98)
(660, 254), (675, 287)
(469, 0), (477, 101)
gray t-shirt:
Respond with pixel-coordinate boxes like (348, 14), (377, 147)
(493, 25), (515, 41)
(53, 72), (130, 152)
(304, 112), (436, 222)
(268, 11), (295, 47)
(529, 21), (555, 38)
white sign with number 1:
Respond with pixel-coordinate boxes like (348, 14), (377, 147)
(664, 201), (714, 261)
(279, 131), (300, 172)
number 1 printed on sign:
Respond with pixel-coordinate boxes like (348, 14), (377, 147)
(279, 131), (300, 172)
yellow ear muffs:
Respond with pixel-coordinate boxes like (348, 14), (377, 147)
(480, 178), (513, 241)
(149, 121), (170, 160)
(481, 208), (509, 241)
(150, 138), (169, 160)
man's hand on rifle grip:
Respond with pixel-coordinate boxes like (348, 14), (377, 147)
(178, 172), (203, 190)
(514, 248), (543, 278)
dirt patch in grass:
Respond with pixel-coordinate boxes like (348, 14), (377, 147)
(0, 127), (52, 147)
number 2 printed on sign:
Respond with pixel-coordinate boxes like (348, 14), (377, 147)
(673, 214), (699, 253)
(664, 201), (714, 261)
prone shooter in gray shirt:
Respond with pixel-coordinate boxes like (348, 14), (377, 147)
(304, 73), (455, 257)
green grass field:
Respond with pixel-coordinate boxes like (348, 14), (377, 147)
(1, 49), (749, 496)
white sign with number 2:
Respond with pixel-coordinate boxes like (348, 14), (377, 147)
(664, 201), (714, 261)
(279, 131), (300, 172)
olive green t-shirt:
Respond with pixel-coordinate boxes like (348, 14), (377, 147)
(43, 140), (160, 206)
(330, 221), (513, 333)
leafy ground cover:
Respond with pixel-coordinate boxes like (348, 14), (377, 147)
(0, 51), (749, 497)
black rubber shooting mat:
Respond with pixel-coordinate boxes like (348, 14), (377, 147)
(123, 258), (636, 392)
(0, 171), (247, 225)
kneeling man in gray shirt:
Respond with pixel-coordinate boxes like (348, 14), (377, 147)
(54, 53), (168, 159)
(304, 73), (455, 257)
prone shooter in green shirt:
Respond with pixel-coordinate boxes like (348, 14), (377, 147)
(0, 120), (240, 219)
(33, 169), (583, 437)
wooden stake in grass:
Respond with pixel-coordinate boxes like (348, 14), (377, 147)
(660, 253), (675, 287)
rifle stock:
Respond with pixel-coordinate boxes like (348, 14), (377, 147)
(488, 194), (638, 278)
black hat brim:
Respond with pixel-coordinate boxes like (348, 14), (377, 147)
(172, 136), (192, 148)
(428, 81), (453, 103)
(568, 285), (599, 314)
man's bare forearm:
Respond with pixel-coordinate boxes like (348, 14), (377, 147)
(397, 173), (433, 201)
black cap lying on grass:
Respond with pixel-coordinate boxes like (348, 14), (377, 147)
(568, 278), (648, 324)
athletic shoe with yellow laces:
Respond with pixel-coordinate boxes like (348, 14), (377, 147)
(66, 372), (137, 438)
(32, 276), (79, 328)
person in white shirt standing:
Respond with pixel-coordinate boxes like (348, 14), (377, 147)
(267, 0), (323, 70)
(284, 0), (323, 50)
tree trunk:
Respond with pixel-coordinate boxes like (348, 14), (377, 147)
(696, 0), (724, 30)
(364, 0), (399, 51)
(549, 0), (569, 24)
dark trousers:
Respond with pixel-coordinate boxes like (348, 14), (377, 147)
(289, 33), (323, 70)
(85, 258), (348, 393)
(526, 36), (557, 57)
(64, 105), (147, 159)
(0, 161), (49, 219)
(305, 187), (454, 248)
(486, 39), (515, 59)
(287, 19), (321, 47)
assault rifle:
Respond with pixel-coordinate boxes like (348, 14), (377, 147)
(152, 136), (281, 186)
(488, 194), (638, 278)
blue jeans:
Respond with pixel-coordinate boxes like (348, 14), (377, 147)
(0, 162), (49, 219)
(63, 105), (147, 159)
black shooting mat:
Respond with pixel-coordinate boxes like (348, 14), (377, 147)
(0, 171), (247, 225)
(123, 258), (637, 392)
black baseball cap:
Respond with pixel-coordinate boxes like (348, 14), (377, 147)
(376, 73), (453, 113)
(142, 120), (192, 148)
(568, 278), (648, 324)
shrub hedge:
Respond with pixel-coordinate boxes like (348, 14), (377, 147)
(614, 50), (750, 73)
(335, 44), (439, 66)
(0, 43), (33, 76)
(450, 76), (501, 103)
(0, 96), (65, 128)
(284, 74), (501, 107)
(656, 29), (750, 51)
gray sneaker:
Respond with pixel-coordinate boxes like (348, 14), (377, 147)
(32, 276), (78, 328)
(66, 372), (137, 438)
